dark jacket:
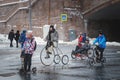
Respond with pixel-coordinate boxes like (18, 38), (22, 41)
(8, 31), (14, 40)
(15, 31), (20, 41)
(82, 43), (91, 50)
(46, 30), (59, 42)
(82, 33), (86, 43)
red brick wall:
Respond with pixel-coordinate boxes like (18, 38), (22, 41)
(0, 0), (84, 41)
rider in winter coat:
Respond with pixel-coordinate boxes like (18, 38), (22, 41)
(93, 30), (106, 61)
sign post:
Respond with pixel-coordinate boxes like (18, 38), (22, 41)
(60, 14), (67, 40)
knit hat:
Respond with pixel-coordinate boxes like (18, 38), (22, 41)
(99, 30), (103, 34)
(50, 25), (54, 29)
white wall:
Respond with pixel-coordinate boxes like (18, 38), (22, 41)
(43, 25), (50, 39)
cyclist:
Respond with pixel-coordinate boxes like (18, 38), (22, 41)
(93, 30), (106, 62)
(72, 39), (91, 57)
(45, 25), (59, 59)
(74, 32), (83, 51)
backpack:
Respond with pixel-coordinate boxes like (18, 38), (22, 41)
(31, 38), (37, 51)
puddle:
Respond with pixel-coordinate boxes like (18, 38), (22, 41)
(116, 51), (120, 53)
(0, 72), (16, 77)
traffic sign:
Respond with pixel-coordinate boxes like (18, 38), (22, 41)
(61, 14), (67, 22)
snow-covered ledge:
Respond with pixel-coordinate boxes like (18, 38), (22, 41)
(0, 0), (28, 7)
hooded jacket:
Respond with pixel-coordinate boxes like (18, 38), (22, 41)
(93, 34), (106, 48)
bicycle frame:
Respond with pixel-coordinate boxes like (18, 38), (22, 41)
(40, 45), (69, 66)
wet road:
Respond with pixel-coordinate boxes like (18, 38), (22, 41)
(0, 43), (120, 80)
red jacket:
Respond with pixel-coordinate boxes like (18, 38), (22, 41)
(78, 36), (83, 47)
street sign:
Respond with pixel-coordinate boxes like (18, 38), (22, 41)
(61, 14), (67, 22)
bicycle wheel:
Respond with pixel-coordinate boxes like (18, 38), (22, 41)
(87, 48), (94, 58)
(53, 54), (61, 64)
(40, 47), (55, 66)
(88, 58), (94, 66)
(101, 57), (106, 63)
(62, 55), (69, 65)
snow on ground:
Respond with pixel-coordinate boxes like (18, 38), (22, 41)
(34, 37), (46, 45)
(0, 34), (9, 43)
(0, 34), (120, 47)
(106, 42), (120, 46)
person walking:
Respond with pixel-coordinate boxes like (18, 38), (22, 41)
(15, 30), (20, 48)
(19, 30), (26, 69)
(8, 29), (15, 47)
(22, 30), (36, 72)
(45, 25), (59, 59)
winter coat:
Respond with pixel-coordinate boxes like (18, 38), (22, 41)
(22, 38), (35, 55)
(93, 34), (106, 48)
(19, 31), (26, 48)
(8, 31), (14, 40)
(46, 30), (59, 42)
(82, 33), (86, 43)
(82, 43), (91, 50)
(15, 32), (20, 41)
(19, 32), (26, 43)
(78, 36), (83, 47)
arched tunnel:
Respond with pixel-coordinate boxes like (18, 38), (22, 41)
(87, 2), (120, 42)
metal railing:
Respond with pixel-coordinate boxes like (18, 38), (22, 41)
(0, 4), (19, 21)
(0, 0), (19, 5)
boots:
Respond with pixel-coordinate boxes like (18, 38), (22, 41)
(45, 52), (50, 59)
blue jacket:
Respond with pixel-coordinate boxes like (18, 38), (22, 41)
(19, 33), (26, 42)
(93, 35), (106, 48)
(82, 33), (86, 43)
(19, 31), (26, 48)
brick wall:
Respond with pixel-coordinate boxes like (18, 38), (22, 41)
(82, 0), (110, 11)
(0, 0), (84, 41)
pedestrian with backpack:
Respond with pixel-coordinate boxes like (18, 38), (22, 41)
(22, 30), (36, 72)
(19, 30), (26, 69)
(19, 30), (27, 48)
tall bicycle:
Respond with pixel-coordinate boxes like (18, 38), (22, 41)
(40, 46), (69, 66)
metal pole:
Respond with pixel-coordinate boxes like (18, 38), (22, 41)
(29, 0), (32, 30)
(84, 19), (88, 34)
(48, 0), (51, 25)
